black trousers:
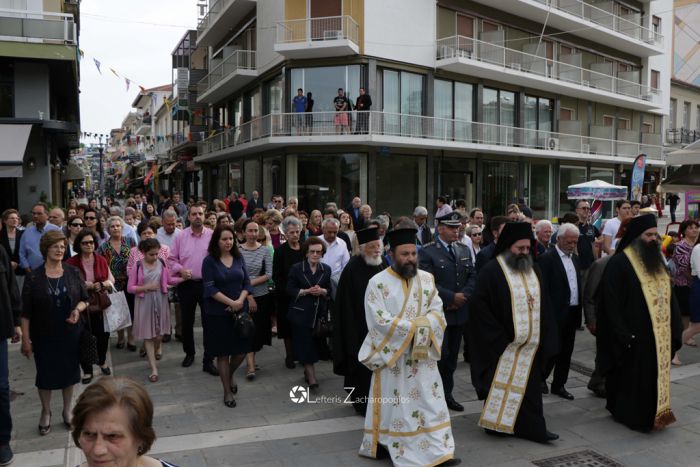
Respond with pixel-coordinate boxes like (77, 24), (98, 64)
(438, 324), (463, 396)
(81, 312), (109, 374)
(178, 280), (212, 364)
(546, 306), (580, 389)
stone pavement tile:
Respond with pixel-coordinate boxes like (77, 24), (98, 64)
(565, 418), (634, 444)
(190, 438), (280, 465)
(153, 411), (202, 438)
(672, 405), (700, 428)
(157, 449), (208, 467)
(615, 450), (684, 467)
(489, 460), (537, 467)
(633, 437), (700, 466)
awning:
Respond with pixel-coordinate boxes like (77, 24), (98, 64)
(0, 124), (32, 178)
(61, 160), (84, 181)
(658, 164), (700, 192)
(667, 140), (700, 166)
(164, 161), (180, 175)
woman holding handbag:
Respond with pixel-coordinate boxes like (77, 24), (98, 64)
(202, 225), (253, 408)
(65, 230), (114, 384)
(286, 236), (331, 390)
(127, 238), (174, 383)
(20, 230), (89, 435)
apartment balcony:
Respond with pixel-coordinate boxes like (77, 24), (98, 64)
(469, 0), (663, 57)
(665, 128), (700, 146)
(197, 111), (664, 165)
(0, 8), (76, 45)
(197, 50), (256, 104)
(274, 15), (359, 59)
(196, 0), (256, 48)
(436, 36), (662, 112)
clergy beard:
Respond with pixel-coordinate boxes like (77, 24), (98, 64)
(362, 253), (384, 266)
(631, 238), (665, 275)
(392, 260), (417, 279)
(503, 251), (533, 273)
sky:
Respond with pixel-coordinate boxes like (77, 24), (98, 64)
(78, 0), (197, 146)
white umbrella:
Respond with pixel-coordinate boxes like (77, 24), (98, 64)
(666, 140), (700, 166)
(566, 179), (628, 200)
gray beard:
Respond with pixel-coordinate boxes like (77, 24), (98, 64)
(362, 254), (384, 266)
(503, 251), (534, 273)
(392, 261), (417, 279)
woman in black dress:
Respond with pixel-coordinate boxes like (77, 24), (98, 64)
(286, 237), (331, 389)
(202, 225), (253, 408)
(273, 216), (304, 369)
(20, 230), (89, 435)
(0, 209), (24, 290)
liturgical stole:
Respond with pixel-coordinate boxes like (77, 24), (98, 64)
(479, 257), (541, 433)
(624, 247), (676, 430)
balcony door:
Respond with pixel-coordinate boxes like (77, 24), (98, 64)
(310, 0), (342, 40)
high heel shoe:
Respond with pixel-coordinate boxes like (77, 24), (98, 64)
(224, 394), (236, 408)
(38, 411), (51, 436)
(230, 384), (238, 395)
(62, 411), (71, 429)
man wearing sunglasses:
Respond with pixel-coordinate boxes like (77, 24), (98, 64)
(18, 203), (61, 273)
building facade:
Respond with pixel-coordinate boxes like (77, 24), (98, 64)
(193, 0), (671, 220)
(0, 0), (81, 212)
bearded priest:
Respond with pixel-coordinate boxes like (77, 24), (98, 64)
(358, 227), (460, 466)
(469, 222), (559, 443)
(597, 214), (682, 432)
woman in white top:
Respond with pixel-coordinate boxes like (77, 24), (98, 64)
(682, 242), (700, 345)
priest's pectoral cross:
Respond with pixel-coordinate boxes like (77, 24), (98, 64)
(525, 291), (535, 312)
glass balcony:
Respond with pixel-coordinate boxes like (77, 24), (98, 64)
(0, 8), (76, 44)
(197, 50), (257, 104)
(274, 15), (360, 58)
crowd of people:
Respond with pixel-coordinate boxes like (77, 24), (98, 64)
(0, 188), (688, 466)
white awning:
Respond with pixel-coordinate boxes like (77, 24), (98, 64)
(164, 161), (180, 175)
(0, 124), (31, 178)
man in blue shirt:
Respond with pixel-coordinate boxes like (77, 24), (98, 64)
(292, 88), (307, 134)
(19, 202), (61, 272)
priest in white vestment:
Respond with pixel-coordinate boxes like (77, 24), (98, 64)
(358, 227), (460, 467)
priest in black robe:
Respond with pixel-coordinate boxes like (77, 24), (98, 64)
(332, 227), (387, 415)
(597, 214), (682, 432)
(469, 222), (559, 443)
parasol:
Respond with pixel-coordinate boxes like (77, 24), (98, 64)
(566, 179), (628, 200)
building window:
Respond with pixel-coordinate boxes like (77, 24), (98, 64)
(618, 118), (630, 130)
(244, 158), (261, 198)
(376, 154), (426, 216)
(528, 162), (552, 220)
(482, 161), (518, 218)
(524, 95), (553, 148)
(559, 166), (587, 212)
(290, 65), (362, 112)
(483, 88), (516, 144)
(670, 98), (677, 128)
(651, 70), (660, 90)
(642, 122), (653, 133)
(683, 101), (691, 129)
(433, 79), (473, 140)
(603, 115), (614, 126)
(0, 61), (12, 118)
(560, 107), (574, 120)
(697, 106), (700, 131)
(380, 69), (424, 136)
(263, 156), (283, 202)
(652, 16), (661, 34)
(289, 153), (365, 212)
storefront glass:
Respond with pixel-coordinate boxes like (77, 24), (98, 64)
(244, 158), (261, 199)
(376, 154), (426, 217)
(482, 160), (518, 217)
(288, 153), (364, 212)
(528, 162), (552, 220)
(290, 65), (362, 112)
(559, 166), (587, 213)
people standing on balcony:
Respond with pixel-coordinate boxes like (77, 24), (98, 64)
(354, 87), (372, 134)
(292, 88), (307, 135)
(333, 88), (350, 135)
(305, 92), (314, 135)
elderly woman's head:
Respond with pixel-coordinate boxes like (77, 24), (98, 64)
(40, 230), (67, 260)
(72, 377), (156, 466)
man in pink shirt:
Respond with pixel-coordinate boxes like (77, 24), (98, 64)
(168, 203), (218, 375)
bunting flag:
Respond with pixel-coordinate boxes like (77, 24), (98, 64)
(150, 92), (157, 109)
(110, 68), (119, 78)
(164, 97), (172, 113)
(125, 78), (131, 91)
(79, 49), (85, 58)
(93, 58), (102, 74)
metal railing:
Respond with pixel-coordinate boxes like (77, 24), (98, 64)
(197, 50), (256, 96)
(197, 0), (238, 36)
(275, 15), (359, 45)
(534, 0), (662, 46)
(198, 110), (664, 161)
(666, 128), (700, 145)
(436, 36), (661, 105)
(0, 8), (76, 44)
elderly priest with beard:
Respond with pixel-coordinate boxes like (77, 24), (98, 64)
(358, 227), (460, 466)
(469, 222), (559, 443)
(597, 214), (682, 432)
(333, 227), (387, 416)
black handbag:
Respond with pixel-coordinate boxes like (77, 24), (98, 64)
(312, 298), (332, 338)
(233, 310), (256, 339)
(79, 313), (99, 367)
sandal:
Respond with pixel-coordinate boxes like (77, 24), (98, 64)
(62, 410), (71, 429)
(139, 347), (147, 358)
(246, 371), (256, 381)
(685, 338), (697, 347)
(81, 374), (93, 385)
(148, 374), (159, 383)
(38, 411), (51, 436)
(156, 352), (162, 361)
(224, 397), (236, 408)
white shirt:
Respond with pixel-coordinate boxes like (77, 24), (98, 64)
(157, 227), (181, 249)
(691, 244), (700, 277)
(602, 217), (622, 250)
(556, 245), (579, 306)
(320, 236), (350, 281)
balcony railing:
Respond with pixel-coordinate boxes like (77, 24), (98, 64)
(436, 36), (661, 106)
(534, 0), (662, 47)
(666, 128), (700, 145)
(275, 15), (359, 44)
(196, 0), (234, 35)
(0, 8), (76, 44)
(198, 111), (664, 161)
(197, 50), (256, 96)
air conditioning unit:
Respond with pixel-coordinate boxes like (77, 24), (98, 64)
(581, 143), (590, 154)
(323, 30), (342, 40)
(511, 63), (522, 71)
(641, 94), (653, 101)
(547, 137), (560, 151)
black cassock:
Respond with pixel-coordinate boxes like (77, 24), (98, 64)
(468, 260), (557, 442)
(332, 256), (386, 413)
(597, 253), (682, 432)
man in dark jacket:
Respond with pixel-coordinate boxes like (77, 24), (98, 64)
(0, 244), (21, 465)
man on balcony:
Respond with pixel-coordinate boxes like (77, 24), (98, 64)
(292, 88), (307, 135)
(333, 88), (351, 134)
(354, 87), (372, 134)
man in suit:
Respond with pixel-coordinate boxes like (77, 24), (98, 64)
(538, 222), (581, 400)
(246, 190), (262, 218)
(413, 206), (432, 246)
(475, 215), (509, 274)
(133, 193), (148, 215)
(346, 196), (363, 230)
(419, 212), (475, 412)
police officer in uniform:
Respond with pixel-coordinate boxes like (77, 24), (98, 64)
(418, 212), (476, 412)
